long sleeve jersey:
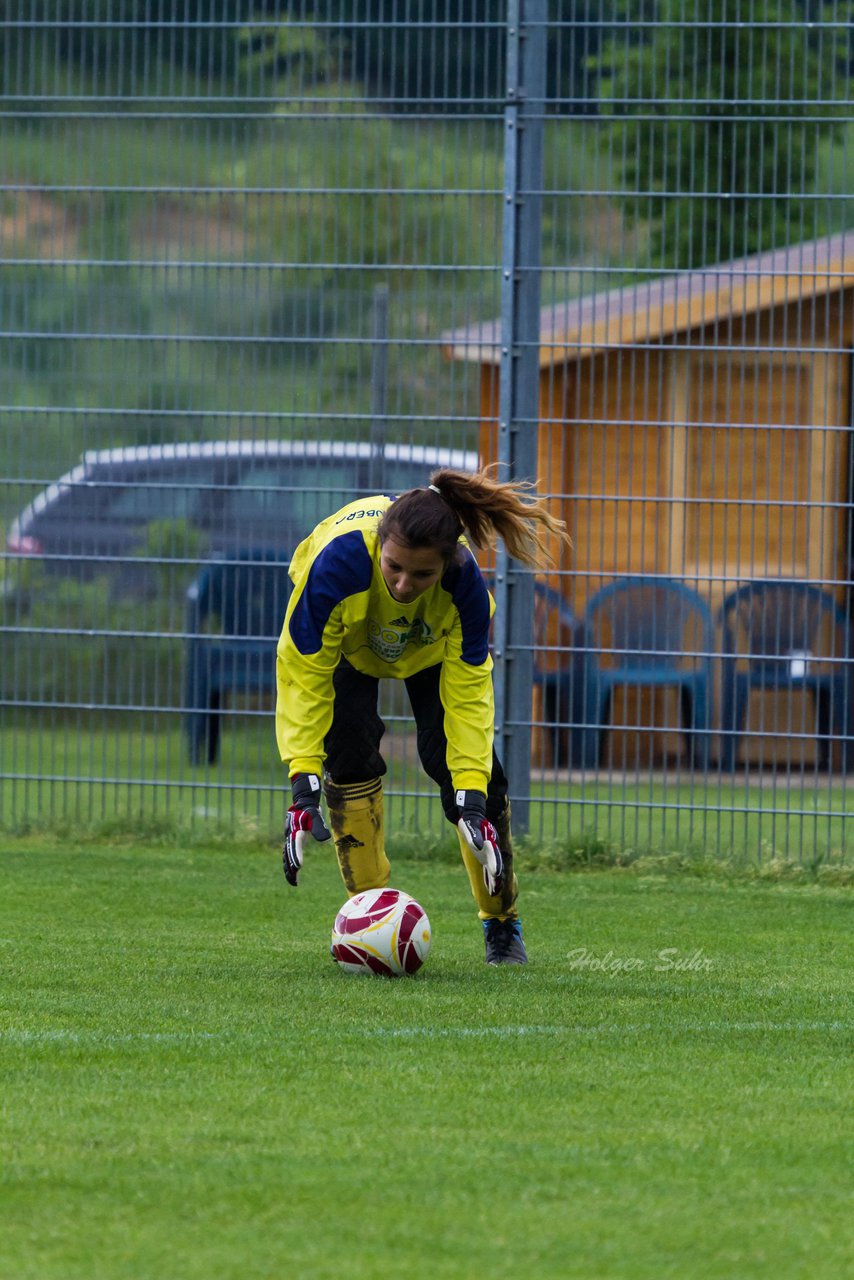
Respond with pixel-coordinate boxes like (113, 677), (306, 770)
(275, 495), (495, 793)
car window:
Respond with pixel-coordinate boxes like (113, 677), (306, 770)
(220, 461), (358, 535)
(103, 463), (218, 523)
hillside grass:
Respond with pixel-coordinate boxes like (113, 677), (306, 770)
(0, 96), (619, 529)
(12, 98), (854, 527)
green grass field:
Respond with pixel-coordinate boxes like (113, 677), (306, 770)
(2, 837), (852, 1279)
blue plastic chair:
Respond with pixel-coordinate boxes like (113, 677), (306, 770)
(484, 576), (584, 767)
(184, 550), (292, 763)
(719, 580), (853, 772)
(529, 582), (585, 768)
(579, 576), (714, 769)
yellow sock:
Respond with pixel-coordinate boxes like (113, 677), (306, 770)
(324, 776), (390, 896)
(456, 800), (519, 921)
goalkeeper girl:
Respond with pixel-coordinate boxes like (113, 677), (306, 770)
(276, 467), (569, 965)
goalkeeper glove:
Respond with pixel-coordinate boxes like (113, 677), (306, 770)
(283, 773), (332, 886)
(456, 789), (504, 896)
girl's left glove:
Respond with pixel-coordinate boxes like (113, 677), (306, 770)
(456, 789), (504, 896)
(283, 773), (332, 886)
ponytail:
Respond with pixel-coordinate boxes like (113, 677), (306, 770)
(378, 465), (570, 568)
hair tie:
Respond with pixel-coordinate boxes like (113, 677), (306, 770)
(428, 484), (442, 495)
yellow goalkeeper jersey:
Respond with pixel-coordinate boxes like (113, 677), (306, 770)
(276, 495), (495, 792)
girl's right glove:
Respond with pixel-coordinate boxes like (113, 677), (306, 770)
(456, 789), (504, 896)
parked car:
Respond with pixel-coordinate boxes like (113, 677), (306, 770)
(5, 437), (480, 586)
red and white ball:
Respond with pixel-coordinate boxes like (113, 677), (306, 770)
(331, 887), (432, 977)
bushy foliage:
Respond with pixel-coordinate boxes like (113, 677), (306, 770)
(0, 520), (203, 710)
(0, 2), (247, 93)
(6, 2), (604, 116)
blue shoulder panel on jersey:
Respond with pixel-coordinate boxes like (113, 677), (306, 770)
(442, 551), (491, 665)
(289, 530), (373, 654)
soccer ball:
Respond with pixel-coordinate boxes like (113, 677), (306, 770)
(331, 887), (432, 977)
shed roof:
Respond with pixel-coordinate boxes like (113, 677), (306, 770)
(441, 232), (854, 368)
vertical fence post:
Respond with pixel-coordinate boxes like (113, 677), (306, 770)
(493, 0), (547, 834)
(368, 282), (390, 491)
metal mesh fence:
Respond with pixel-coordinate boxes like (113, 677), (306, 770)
(0, 4), (852, 861)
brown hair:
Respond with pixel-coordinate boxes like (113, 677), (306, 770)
(377, 466), (570, 568)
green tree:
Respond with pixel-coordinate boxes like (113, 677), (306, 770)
(587, 0), (849, 268)
(317, 0), (601, 115)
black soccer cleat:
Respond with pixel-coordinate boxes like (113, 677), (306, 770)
(483, 917), (528, 966)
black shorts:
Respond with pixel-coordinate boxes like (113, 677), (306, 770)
(323, 658), (508, 824)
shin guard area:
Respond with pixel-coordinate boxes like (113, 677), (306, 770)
(324, 776), (390, 896)
(456, 800), (519, 921)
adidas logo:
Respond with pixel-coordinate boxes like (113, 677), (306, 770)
(389, 615), (411, 627)
(335, 834), (365, 851)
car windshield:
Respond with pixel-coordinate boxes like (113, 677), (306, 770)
(379, 460), (435, 495)
(217, 461), (356, 541)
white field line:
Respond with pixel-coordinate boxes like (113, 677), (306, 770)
(363, 1021), (853, 1038)
(1, 1021), (851, 1047)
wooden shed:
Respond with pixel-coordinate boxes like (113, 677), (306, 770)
(442, 233), (854, 620)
